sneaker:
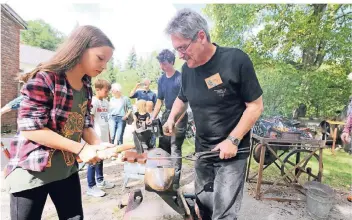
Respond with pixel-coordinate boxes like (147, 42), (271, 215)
(97, 180), (115, 189)
(87, 185), (106, 197)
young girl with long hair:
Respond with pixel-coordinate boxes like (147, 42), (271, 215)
(5, 25), (116, 220)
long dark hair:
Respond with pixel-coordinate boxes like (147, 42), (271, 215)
(19, 25), (114, 82)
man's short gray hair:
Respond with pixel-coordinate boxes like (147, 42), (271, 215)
(165, 8), (211, 42)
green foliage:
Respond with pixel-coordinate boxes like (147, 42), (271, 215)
(204, 4), (352, 118)
(204, 4), (352, 72)
(21, 19), (65, 51)
(125, 47), (138, 70)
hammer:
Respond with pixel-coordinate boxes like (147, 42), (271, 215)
(76, 143), (136, 163)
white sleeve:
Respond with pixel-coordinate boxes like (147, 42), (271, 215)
(91, 97), (98, 115)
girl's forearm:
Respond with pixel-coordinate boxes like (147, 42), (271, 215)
(21, 128), (84, 154)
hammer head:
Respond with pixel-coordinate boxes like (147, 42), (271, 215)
(132, 131), (144, 154)
(151, 119), (164, 138)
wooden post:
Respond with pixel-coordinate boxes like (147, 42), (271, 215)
(318, 147), (323, 182)
(332, 127), (337, 155)
(256, 144), (266, 200)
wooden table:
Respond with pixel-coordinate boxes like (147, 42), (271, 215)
(246, 134), (326, 201)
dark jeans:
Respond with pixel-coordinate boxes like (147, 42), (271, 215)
(87, 161), (104, 188)
(10, 172), (83, 220)
(159, 110), (187, 185)
(195, 157), (247, 220)
(109, 115), (126, 144)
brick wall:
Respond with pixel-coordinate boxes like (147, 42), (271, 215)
(1, 9), (21, 132)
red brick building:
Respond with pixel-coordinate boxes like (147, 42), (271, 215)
(1, 4), (27, 132)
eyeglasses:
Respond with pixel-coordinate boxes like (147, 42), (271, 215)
(175, 32), (199, 54)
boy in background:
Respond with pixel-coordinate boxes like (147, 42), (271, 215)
(87, 79), (115, 197)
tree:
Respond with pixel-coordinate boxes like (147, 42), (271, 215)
(125, 47), (138, 70)
(204, 4), (352, 73)
(21, 19), (66, 51)
(204, 4), (352, 117)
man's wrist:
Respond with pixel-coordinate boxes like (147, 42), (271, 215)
(227, 135), (241, 146)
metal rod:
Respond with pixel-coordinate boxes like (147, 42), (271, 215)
(147, 148), (250, 160)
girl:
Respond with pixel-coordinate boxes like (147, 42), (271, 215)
(134, 99), (152, 130)
(132, 100), (153, 150)
(5, 25), (116, 220)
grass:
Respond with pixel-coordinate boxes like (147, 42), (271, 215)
(248, 148), (352, 191)
(181, 142), (351, 191)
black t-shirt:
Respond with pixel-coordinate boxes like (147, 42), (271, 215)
(135, 112), (150, 129)
(178, 44), (263, 159)
(157, 71), (182, 110)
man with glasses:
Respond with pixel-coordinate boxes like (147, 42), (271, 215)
(152, 49), (187, 190)
(163, 9), (264, 220)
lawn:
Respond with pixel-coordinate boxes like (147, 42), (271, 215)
(247, 148), (351, 191)
(181, 141), (352, 191)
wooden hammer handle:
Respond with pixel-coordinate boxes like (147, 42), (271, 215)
(76, 144), (136, 163)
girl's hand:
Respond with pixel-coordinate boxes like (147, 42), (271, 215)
(78, 142), (116, 164)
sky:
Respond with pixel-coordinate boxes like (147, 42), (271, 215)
(6, 0), (208, 66)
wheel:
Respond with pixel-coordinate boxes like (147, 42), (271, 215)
(253, 143), (277, 165)
(281, 149), (321, 183)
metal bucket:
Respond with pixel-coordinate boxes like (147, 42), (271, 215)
(304, 181), (334, 219)
(144, 148), (176, 192)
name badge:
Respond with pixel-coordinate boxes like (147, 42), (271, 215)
(205, 73), (223, 89)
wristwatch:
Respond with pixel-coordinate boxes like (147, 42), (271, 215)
(226, 136), (241, 146)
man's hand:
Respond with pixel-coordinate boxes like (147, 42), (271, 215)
(341, 132), (351, 144)
(211, 139), (238, 159)
(163, 120), (176, 136)
(122, 115), (128, 120)
(136, 83), (141, 88)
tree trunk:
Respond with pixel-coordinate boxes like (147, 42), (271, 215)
(301, 4), (327, 69)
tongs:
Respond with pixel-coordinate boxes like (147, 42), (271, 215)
(147, 147), (250, 161)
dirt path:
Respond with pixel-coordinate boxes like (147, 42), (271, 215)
(1, 132), (351, 219)
(1, 159), (351, 220)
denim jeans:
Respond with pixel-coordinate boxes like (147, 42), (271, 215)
(87, 161), (104, 188)
(195, 157), (247, 220)
(109, 115), (126, 145)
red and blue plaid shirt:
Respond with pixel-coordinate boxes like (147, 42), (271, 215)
(343, 100), (352, 134)
(4, 71), (93, 177)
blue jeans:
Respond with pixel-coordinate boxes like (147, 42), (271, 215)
(195, 158), (247, 220)
(87, 161), (104, 188)
(109, 115), (126, 144)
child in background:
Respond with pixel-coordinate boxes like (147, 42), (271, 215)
(146, 101), (156, 148)
(133, 100), (153, 150)
(87, 79), (115, 197)
(133, 100), (151, 130)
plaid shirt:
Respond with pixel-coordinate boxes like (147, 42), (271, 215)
(343, 100), (352, 134)
(4, 71), (93, 177)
